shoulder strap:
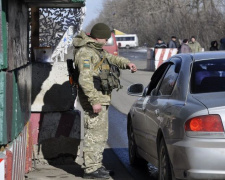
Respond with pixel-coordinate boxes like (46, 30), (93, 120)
(87, 46), (107, 71)
(94, 56), (105, 71)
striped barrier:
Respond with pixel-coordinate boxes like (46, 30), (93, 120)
(25, 122), (33, 173)
(0, 154), (5, 180)
(0, 122), (31, 180)
(155, 48), (178, 68)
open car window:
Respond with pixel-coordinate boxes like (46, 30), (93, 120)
(146, 57), (181, 96)
(158, 64), (179, 96)
(146, 62), (170, 95)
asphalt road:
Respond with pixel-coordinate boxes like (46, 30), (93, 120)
(108, 48), (158, 180)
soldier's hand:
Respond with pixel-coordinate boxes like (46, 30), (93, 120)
(93, 104), (102, 113)
(127, 63), (137, 73)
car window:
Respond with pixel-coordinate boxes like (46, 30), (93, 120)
(158, 64), (179, 96)
(191, 59), (225, 93)
(146, 62), (170, 95)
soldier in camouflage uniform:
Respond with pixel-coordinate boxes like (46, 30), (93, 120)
(73, 23), (137, 179)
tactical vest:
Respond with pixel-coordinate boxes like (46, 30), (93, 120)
(93, 57), (122, 93)
(74, 46), (122, 93)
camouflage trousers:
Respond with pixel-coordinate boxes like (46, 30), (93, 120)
(82, 105), (109, 173)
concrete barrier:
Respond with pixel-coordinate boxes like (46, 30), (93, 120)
(146, 48), (155, 71)
(0, 123), (29, 180)
(155, 48), (178, 68)
(30, 110), (81, 160)
(147, 48), (178, 71)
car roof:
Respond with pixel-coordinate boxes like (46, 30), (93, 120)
(172, 51), (225, 63)
(190, 51), (225, 61)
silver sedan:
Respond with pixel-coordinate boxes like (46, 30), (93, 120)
(127, 52), (225, 180)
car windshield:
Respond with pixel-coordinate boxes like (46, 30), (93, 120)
(105, 36), (114, 46)
(191, 59), (225, 93)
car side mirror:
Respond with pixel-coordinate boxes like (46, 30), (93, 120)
(127, 83), (144, 96)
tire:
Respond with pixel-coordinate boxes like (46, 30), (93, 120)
(128, 121), (146, 167)
(158, 139), (173, 180)
(125, 45), (130, 49)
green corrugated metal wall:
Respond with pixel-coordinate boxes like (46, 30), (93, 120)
(11, 72), (23, 139)
(0, 0), (8, 70)
(11, 65), (31, 140)
(0, 72), (6, 144)
(0, 0), (7, 144)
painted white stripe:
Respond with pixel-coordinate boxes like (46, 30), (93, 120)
(155, 60), (160, 68)
(163, 49), (170, 60)
(155, 49), (162, 60)
(0, 159), (5, 180)
(171, 49), (178, 56)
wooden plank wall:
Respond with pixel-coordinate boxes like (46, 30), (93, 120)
(8, 0), (29, 70)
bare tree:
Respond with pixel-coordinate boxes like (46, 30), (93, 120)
(85, 0), (225, 50)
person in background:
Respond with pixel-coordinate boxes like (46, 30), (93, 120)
(168, 36), (177, 48)
(154, 38), (167, 48)
(180, 39), (192, 53)
(219, 38), (225, 50)
(210, 40), (219, 51)
(188, 36), (202, 53)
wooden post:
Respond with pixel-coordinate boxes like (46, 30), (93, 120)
(31, 7), (39, 62)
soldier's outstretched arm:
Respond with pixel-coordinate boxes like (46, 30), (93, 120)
(105, 52), (131, 69)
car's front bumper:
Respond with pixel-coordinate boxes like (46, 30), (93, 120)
(167, 137), (225, 180)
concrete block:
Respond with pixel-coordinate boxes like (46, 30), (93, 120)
(30, 110), (81, 159)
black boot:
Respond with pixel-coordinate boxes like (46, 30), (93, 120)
(83, 169), (110, 179)
(99, 167), (114, 176)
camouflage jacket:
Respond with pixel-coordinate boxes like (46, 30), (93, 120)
(73, 31), (130, 106)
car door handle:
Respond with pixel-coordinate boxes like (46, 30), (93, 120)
(155, 109), (160, 116)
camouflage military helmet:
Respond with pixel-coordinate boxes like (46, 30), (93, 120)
(90, 23), (111, 39)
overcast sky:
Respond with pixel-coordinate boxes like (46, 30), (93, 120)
(81, 0), (104, 30)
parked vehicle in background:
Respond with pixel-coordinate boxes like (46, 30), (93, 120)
(127, 52), (225, 180)
(103, 32), (118, 56)
(115, 34), (138, 49)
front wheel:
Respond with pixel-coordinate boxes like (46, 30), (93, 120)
(128, 121), (146, 166)
(158, 139), (173, 180)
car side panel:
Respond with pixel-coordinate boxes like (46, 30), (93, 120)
(131, 97), (149, 152)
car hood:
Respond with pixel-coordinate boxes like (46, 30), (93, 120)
(192, 92), (225, 110)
